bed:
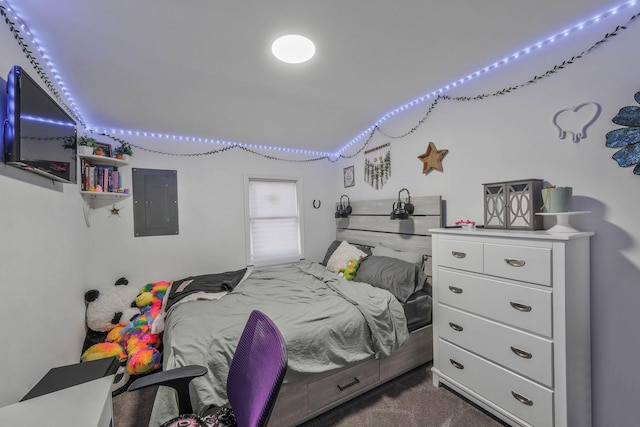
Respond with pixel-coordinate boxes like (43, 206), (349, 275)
(149, 195), (442, 427)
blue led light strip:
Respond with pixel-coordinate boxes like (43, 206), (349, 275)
(3, 0), (638, 159)
(90, 127), (333, 157)
(335, 0), (640, 156)
(0, 1), (84, 126)
(22, 115), (76, 127)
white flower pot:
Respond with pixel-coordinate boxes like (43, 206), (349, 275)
(541, 187), (572, 213)
(77, 145), (94, 155)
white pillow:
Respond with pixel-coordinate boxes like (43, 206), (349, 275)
(326, 240), (368, 273)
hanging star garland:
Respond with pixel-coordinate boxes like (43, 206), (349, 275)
(417, 142), (448, 174)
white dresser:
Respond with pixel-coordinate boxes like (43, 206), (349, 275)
(430, 228), (593, 427)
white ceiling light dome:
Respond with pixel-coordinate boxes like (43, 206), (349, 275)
(271, 34), (316, 64)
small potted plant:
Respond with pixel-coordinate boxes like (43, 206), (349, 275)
(62, 136), (98, 155)
(114, 142), (133, 161)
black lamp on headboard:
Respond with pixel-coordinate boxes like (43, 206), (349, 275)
(334, 195), (352, 218)
(390, 188), (414, 220)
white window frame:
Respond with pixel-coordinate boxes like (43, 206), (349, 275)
(244, 174), (305, 267)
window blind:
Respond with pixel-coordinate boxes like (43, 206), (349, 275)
(248, 179), (301, 265)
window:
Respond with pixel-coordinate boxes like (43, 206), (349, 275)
(245, 176), (303, 266)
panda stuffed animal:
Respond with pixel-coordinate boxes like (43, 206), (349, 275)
(81, 277), (140, 393)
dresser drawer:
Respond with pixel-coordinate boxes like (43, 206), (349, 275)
(437, 239), (484, 273)
(438, 269), (552, 337)
(439, 305), (553, 387)
(308, 357), (379, 412)
(439, 340), (553, 427)
(484, 243), (551, 286)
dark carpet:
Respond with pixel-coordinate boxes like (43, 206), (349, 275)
(113, 363), (507, 427)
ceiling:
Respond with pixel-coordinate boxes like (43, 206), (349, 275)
(3, 0), (633, 154)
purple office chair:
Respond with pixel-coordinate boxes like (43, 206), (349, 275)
(128, 310), (288, 427)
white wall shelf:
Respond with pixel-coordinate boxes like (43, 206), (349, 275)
(78, 154), (129, 168)
(78, 154), (130, 226)
(80, 191), (131, 199)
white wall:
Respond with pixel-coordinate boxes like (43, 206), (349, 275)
(0, 29), (89, 405)
(333, 13), (640, 427)
(74, 137), (338, 288)
(1, 7), (639, 426)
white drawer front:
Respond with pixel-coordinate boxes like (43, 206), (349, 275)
(439, 340), (553, 427)
(484, 243), (551, 286)
(439, 305), (553, 387)
(438, 269), (552, 337)
(437, 239), (484, 273)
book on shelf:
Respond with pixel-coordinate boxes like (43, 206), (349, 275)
(80, 158), (122, 192)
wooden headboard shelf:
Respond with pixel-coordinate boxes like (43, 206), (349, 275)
(335, 195), (442, 254)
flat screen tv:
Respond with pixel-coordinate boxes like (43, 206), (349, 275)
(4, 65), (77, 183)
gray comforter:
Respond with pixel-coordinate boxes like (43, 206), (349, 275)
(149, 260), (409, 424)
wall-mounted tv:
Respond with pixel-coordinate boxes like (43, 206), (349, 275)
(3, 65), (77, 183)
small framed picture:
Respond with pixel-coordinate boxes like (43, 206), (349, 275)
(343, 165), (355, 188)
(95, 142), (112, 157)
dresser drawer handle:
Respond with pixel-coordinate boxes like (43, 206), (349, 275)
(451, 251), (467, 259)
(449, 322), (463, 332)
(337, 377), (360, 391)
(505, 258), (526, 267)
(450, 359), (464, 370)
(510, 301), (532, 312)
(448, 286), (463, 294)
(511, 391), (534, 406)
(510, 346), (533, 359)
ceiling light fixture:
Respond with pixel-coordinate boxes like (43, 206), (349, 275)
(271, 34), (316, 64)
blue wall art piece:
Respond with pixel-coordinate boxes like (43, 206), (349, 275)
(606, 91), (640, 175)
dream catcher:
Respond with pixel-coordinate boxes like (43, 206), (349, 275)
(364, 143), (391, 189)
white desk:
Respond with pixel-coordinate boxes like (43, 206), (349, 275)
(0, 375), (114, 426)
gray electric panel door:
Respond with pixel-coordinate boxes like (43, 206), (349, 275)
(132, 168), (178, 236)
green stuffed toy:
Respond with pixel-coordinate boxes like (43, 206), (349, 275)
(339, 258), (359, 280)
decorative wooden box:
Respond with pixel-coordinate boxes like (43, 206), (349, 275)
(483, 179), (544, 230)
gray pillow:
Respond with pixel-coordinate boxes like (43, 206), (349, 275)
(355, 256), (428, 303)
(371, 244), (424, 269)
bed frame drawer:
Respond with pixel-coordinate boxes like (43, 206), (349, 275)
(308, 357), (380, 413)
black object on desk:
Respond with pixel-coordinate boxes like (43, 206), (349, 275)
(21, 357), (119, 401)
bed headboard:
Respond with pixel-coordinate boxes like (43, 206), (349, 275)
(335, 195), (442, 276)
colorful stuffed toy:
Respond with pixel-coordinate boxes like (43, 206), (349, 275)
(339, 258), (359, 281)
(81, 281), (169, 378)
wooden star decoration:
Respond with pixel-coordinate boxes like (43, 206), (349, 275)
(417, 142), (449, 174)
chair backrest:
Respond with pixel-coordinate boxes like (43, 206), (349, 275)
(227, 310), (288, 427)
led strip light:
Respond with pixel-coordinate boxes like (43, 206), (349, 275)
(335, 0), (640, 156)
(2, 0), (638, 158)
